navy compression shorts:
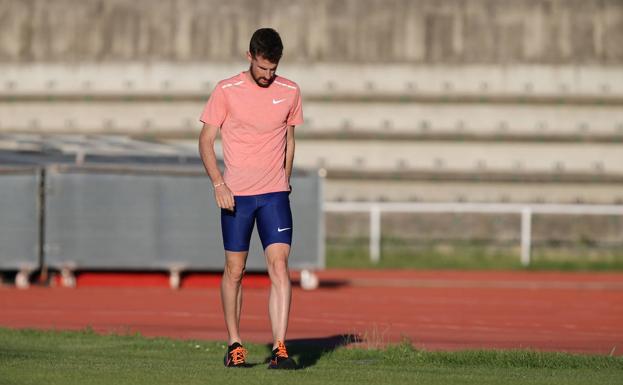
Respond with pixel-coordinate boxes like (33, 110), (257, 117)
(221, 191), (293, 252)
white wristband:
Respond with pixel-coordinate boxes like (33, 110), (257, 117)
(214, 182), (225, 188)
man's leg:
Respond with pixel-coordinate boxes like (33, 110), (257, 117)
(264, 243), (291, 349)
(221, 250), (248, 345)
(255, 192), (295, 369)
(220, 196), (255, 347)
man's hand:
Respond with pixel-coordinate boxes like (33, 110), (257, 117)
(199, 123), (235, 211)
(214, 183), (235, 211)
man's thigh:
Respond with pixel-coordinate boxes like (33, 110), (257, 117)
(221, 195), (257, 252)
(255, 192), (293, 250)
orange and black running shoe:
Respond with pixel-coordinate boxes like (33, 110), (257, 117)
(224, 342), (249, 368)
(268, 340), (296, 370)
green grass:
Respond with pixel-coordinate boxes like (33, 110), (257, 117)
(326, 241), (521, 270)
(326, 238), (623, 271)
(1, 328), (622, 385)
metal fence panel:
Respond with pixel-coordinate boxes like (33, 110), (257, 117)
(324, 201), (623, 265)
(289, 174), (324, 269)
(0, 169), (40, 269)
(45, 166), (323, 271)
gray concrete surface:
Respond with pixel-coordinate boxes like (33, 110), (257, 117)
(324, 179), (623, 204)
(170, 139), (623, 174)
(2, 63), (622, 98)
(0, 0), (621, 64)
(2, 100), (622, 138)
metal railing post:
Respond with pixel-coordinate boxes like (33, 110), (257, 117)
(370, 204), (381, 263)
(521, 207), (532, 266)
(322, 201), (623, 268)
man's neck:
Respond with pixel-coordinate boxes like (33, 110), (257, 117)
(244, 70), (274, 89)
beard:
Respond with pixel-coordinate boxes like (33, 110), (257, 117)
(249, 65), (275, 88)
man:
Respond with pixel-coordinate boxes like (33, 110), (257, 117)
(198, 28), (302, 369)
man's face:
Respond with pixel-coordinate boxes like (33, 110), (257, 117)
(247, 53), (278, 88)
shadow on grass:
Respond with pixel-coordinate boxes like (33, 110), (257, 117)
(263, 334), (363, 369)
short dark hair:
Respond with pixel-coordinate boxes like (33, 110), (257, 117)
(249, 28), (283, 63)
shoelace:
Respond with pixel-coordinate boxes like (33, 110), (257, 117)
(275, 341), (288, 358)
(230, 346), (247, 365)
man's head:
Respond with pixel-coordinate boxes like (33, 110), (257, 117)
(247, 28), (283, 88)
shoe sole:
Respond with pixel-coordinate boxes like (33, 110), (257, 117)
(268, 360), (297, 370)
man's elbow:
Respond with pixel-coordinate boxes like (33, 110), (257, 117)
(199, 126), (216, 145)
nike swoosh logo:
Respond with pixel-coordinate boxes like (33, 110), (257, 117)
(277, 227), (291, 232)
(272, 98), (286, 104)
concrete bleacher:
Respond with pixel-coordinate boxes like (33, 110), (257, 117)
(2, 62), (622, 204)
(293, 141), (623, 173)
(2, 63), (622, 99)
(324, 179), (623, 204)
(3, 100), (622, 140)
(1, 0), (622, 206)
(300, 103), (623, 140)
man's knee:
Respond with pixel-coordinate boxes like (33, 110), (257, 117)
(224, 262), (245, 283)
(267, 256), (289, 284)
(268, 257), (288, 274)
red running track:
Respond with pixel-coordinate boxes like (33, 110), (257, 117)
(1, 270), (622, 356)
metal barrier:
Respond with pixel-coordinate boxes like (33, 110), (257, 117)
(324, 202), (623, 266)
(0, 135), (325, 287)
(0, 167), (41, 285)
(43, 164), (324, 276)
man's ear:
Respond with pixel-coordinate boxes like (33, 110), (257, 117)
(246, 51), (253, 63)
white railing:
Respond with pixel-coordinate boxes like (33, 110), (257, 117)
(323, 202), (623, 266)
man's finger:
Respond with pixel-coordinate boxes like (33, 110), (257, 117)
(226, 197), (234, 210)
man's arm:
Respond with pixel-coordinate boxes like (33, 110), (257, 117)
(198, 123), (235, 210)
(285, 125), (295, 187)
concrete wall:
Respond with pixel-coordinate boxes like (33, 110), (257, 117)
(0, 0), (621, 64)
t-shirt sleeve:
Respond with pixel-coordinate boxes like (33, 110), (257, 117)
(286, 86), (304, 126)
(199, 85), (227, 128)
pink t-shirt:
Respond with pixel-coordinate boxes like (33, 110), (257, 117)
(200, 72), (304, 196)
